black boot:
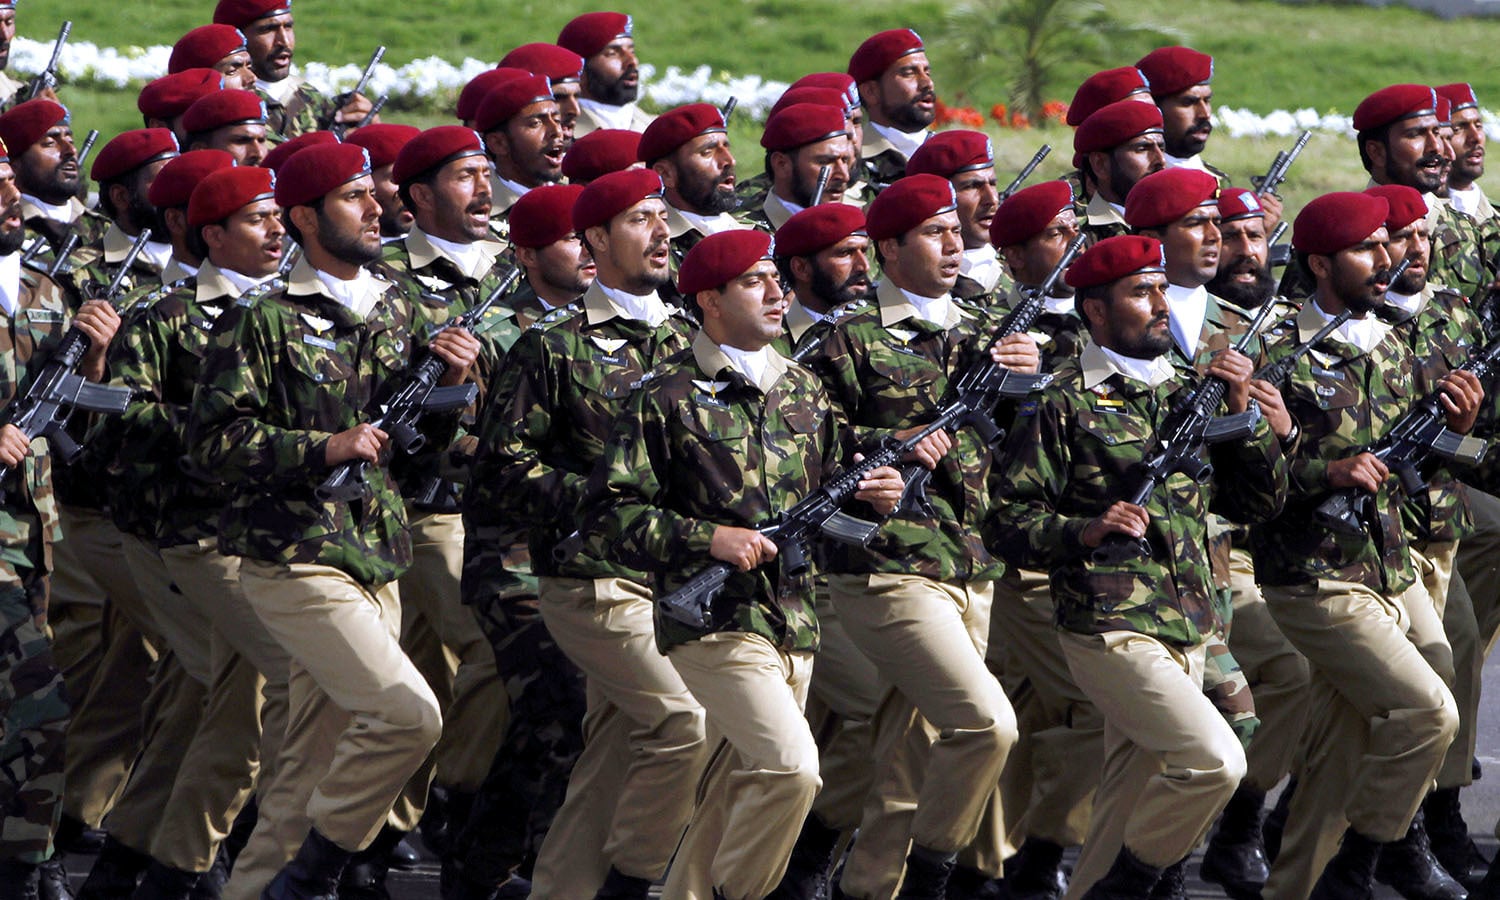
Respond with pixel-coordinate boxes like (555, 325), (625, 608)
(190, 848), (229, 900)
(769, 814), (840, 900)
(384, 831), (421, 873)
(0, 859), (42, 900)
(40, 856), (73, 900)
(261, 829), (351, 900)
(1002, 837), (1067, 900)
(593, 866), (652, 900)
(1262, 778), (1296, 865)
(79, 838), (152, 900)
(944, 863), (1003, 899)
(1147, 860), (1186, 900)
(1201, 784), (1271, 899)
(1473, 855), (1500, 900)
(339, 827), (409, 900)
(1310, 827), (1382, 900)
(1080, 846), (1161, 899)
(1425, 788), (1490, 889)
(131, 863), (200, 900)
(895, 845), (956, 900)
(56, 816), (106, 856)
(1374, 810), (1467, 900)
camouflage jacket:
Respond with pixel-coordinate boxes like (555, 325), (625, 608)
(581, 331), (845, 652)
(663, 204), (760, 310)
(255, 75), (331, 142)
(1249, 300), (1421, 593)
(992, 342), (1286, 646)
(23, 202), (109, 311)
(1427, 196), (1494, 306)
(188, 258), (446, 587)
(464, 282), (696, 585)
(990, 283), (1087, 372)
(805, 279), (1004, 582)
(859, 128), (910, 196)
(1080, 192), (1129, 245)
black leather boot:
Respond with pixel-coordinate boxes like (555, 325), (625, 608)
(339, 827), (409, 900)
(0, 858), (42, 900)
(79, 838), (152, 900)
(40, 855), (73, 900)
(1002, 837), (1068, 900)
(944, 863), (1003, 899)
(132, 862), (200, 900)
(895, 845), (956, 900)
(1374, 810), (1467, 900)
(1080, 846), (1161, 899)
(261, 829), (351, 900)
(593, 866), (652, 900)
(1201, 784), (1271, 899)
(1472, 854), (1500, 900)
(1425, 787), (1490, 889)
(1147, 859), (1186, 900)
(1310, 827), (1382, 900)
(769, 813), (841, 900)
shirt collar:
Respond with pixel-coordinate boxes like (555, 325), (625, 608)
(578, 97), (636, 131)
(1302, 296), (1389, 354)
(960, 246), (1003, 292)
(1081, 340), (1176, 389)
(0, 251), (19, 317)
(784, 298), (823, 344)
(588, 279), (669, 327)
(763, 191), (802, 231)
(691, 329), (788, 394)
(1084, 191), (1127, 227)
(196, 259), (269, 301)
(1165, 152), (1209, 172)
(670, 204), (743, 239)
(307, 262), (383, 319)
(256, 74), (301, 106)
(1165, 282), (1209, 359)
(409, 225), (502, 281)
(876, 278), (963, 330)
(21, 193), (78, 224)
(103, 223), (172, 273)
(868, 120), (929, 160)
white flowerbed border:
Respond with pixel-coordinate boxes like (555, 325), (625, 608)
(12, 33), (1500, 137)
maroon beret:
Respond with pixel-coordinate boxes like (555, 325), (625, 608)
(456, 68), (529, 123)
(170, 25), (247, 74)
(139, 69), (225, 121)
(775, 203), (867, 258)
(263, 130), (340, 174)
(1073, 100), (1163, 166)
(1123, 167), (1220, 230)
(770, 87), (851, 120)
(1353, 84), (1437, 132)
(500, 43), (585, 84)
(558, 11), (633, 59)
(573, 167), (664, 233)
(678, 229), (775, 295)
(638, 103), (726, 164)
(1291, 192), (1389, 255)
(510, 183), (588, 249)
(1216, 187), (1265, 223)
(906, 130), (993, 178)
(866, 174), (957, 242)
(90, 129), (179, 182)
(848, 29), (924, 84)
(182, 89), (266, 134)
(212, 0), (289, 27)
(1365, 184), (1427, 233)
(1136, 46), (1213, 99)
(188, 165), (277, 226)
(393, 125), (485, 185)
(1436, 83), (1479, 113)
(990, 180), (1074, 248)
(790, 72), (861, 109)
(475, 75), (554, 134)
(345, 123), (420, 171)
(0, 100), (68, 157)
(1067, 67), (1152, 126)
(1435, 95), (1452, 127)
(147, 150), (238, 208)
(562, 128), (642, 183)
(761, 103), (848, 153)
(274, 143), (372, 209)
(1065, 235), (1166, 289)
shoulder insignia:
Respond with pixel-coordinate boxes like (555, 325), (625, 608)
(528, 303), (580, 332)
(825, 297), (870, 324)
(415, 272), (455, 293)
(691, 378), (731, 397)
(236, 277), (284, 307)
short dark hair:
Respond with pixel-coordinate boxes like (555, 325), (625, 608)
(1356, 123), (1393, 174)
(1075, 283), (1110, 332)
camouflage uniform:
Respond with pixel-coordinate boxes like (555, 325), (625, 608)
(1080, 192), (1130, 245)
(1427, 197), (1494, 306)
(485, 176), (526, 244)
(254, 76), (333, 142)
(858, 128), (912, 196)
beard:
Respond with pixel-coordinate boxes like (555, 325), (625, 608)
(1206, 256), (1276, 310)
(587, 62), (639, 106)
(316, 209), (382, 266)
(885, 91), (936, 132)
(1166, 120), (1212, 158)
(0, 222), (25, 256)
(682, 170), (739, 215)
(808, 261), (872, 309)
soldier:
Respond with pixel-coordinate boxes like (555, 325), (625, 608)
(990, 179), (1086, 367)
(145, 149), (238, 283)
(557, 11), (654, 137)
(641, 104), (747, 256)
(907, 130), (1009, 301)
(562, 128), (642, 185)
(991, 233), (1286, 897)
(1066, 68), (1153, 128)
(475, 74), (566, 238)
(1073, 101), (1165, 244)
(773, 202), (871, 353)
(1438, 84), (1494, 225)
(346, 123), (421, 241)
(182, 90), (269, 167)
(138, 69), (225, 147)
(468, 168), (706, 900)
(1135, 47), (1222, 181)
(848, 29), (934, 191)
(748, 104), (852, 232)
(86, 129), (180, 284)
(504, 182), (595, 320)
(1252, 192), (1475, 900)
(499, 44), (586, 142)
(169, 25), (256, 91)
(454, 68), (526, 131)
(734, 86), (854, 211)
(1, 100), (108, 254)
(188, 143), (473, 900)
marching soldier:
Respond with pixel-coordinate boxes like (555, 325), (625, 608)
(346, 123), (421, 242)
(848, 29), (933, 192)
(641, 104), (749, 258)
(557, 12), (654, 137)
(475, 74), (567, 238)
(499, 44), (586, 142)
(502, 181), (595, 321)
(3, 100), (108, 258)
(990, 180), (1086, 367)
(907, 130), (1010, 301)
(169, 25), (256, 91)
(138, 69), (226, 147)
(747, 104), (853, 232)
(1073, 101), (1166, 244)
(84, 129), (179, 287)
(772, 202), (872, 354)
(182, 90), (270, 168)
(1135, 47), (1225, 182)
(144, 149), (237, 283)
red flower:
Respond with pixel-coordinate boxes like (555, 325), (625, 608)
(1041, 100), (1068, 122)
(1010, 112), (1031, 129)
(990, 103), (1008, 125)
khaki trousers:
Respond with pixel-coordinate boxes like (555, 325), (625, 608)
(1456, 489), (1500, 835)
(528, 576), (707, 897)
(1412, 539), (1482, 789)
(1060, 631), (1245, 897)
(805, 582), (879, 832)
(1263, 578), (1458, 900)
(829, 574), (1016, 900)
(661, 633), (819, 900)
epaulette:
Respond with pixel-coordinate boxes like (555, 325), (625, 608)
(124, 276), (196, 315)
(528, 302), (580, 332)
(630, 346), (693, 391)
(236, 277), (287, 308)
(825, 297), (872, 325)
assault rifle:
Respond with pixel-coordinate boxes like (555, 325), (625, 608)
(321, 46), (385, 131)
(315, 267), (520, 502)
(1252, 258), (1409, 386)
(0, 230), (152, 481)
(28, 21), (71, 100)
(46, 233), (81, 279)
(1254, 130), (1311, 198)
(1267, 220), (1291, 269)
(720, 96), (738, 124)
(998, 144), (1050, 203)
(810, 164), (831, 207)
(75, 130), (100, 174)
(333, 95), (386, 139)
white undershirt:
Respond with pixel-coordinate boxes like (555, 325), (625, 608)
(219, 266), (269, 295)
(1384, 289), (1423, 318)
(898, 285), (953, 328)
(1311, 298), (1385, 353)
(138, 239), (175, 274)
(0, 252), (19, 316)
(1098, 343), (1176, 387)
(960, 246), (1003, 292)
(869, 120), (928, 160)
(676, 208), (743, 236)
(1165, 282), (1208, 359)
(315, 267), (381, 319)
(599, 281), (669, 326)
(718, 342), (772, 387)
(1449, 184), (1485, 218)
(1043, 292), (1075, 315)
(578, 98), (634, 131)
(1165, 152), (1209, 172)
(21, 194), (72, 223)
(424, 232), (487, 280)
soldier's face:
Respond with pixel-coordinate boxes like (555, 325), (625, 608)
(701, 259), (785, 350)
(205, 198), (285, 278)
(865, 52), (935, 131)
(884, 210), (962, 298)
(1010, 210), (1078, 290)
(0, 10), (15, 71)
(1375, 115), (1447, 193)
(847, 106), (866, 160)
(495, 101), (566, 188)
(529, 232), (595, 298)
(1320, 229), (1392, 314)
(785, 135), (851, 206)
(552, 81), (582, 142)
(370, 164), (411, 238)
(584, 38), (639, 106)
(244, 12), (295, 83)
(0, 161), (24, 256)
(952, 166), (998, 251)
(1159, 85), (1213, 158)
(663, 132), (737, 215)
(805, 234), (872, 308)
(216, 49), (257, 91)
(593, 197), (670, 293)
(1451, 107), (1486, 185)
(422, 155), (493, 244)
(314, 175), (383, 266)
(15, 124), (78, 204)
(1384, 221), (1430, 294)
(1207, 216), (1274, 308)
(1097, 272), (1172, 359)
(1159, 206), (1220, 288)
(1097, 133), (1164, 203)
(205, 123), (268, 168)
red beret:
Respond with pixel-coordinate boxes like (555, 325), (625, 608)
(456, 68), (529, 123)
(678, 230), (774, 296)
(562, 129), (642, 183)
(1073, 100), (1163, 167)
(147, 150), (238, 208)
(1436, 82), (1479, 113)
(573, 167), (664, 233)
(1435, 95), (1452, 127)
(188, 165), (277, 226)
(638, 103), (726, 165)
(0, 100), (68, 157)
(1365, 184), (1427, 233)
(139, 69), (225, 121)
(1123, 167), (1220, 230)
(263, 130), (340, 174)
(393, 125), (485, 185)
(510, 183), (588, 248)
(1353, 84), (1437, 132)
(274, 143), (372, 209)
(906, 130), (993, 178)
(212, 0), (289, 28)
(1216, 187), (1265, 223)
(500, 43), (585, 84)
(790, 72), (861, 109)
(775, 203), (867, 258)
(1068, 67), (1152, 126)
(170, 25), (247, 74)
(770, 87), (851, 120)
(1136, 46), (1213, 99)
(1291, 192), (1389, 255)
(90, 129), (180, 184)
(475, 75), (554, 134)
(183, 89), (266, 135)
(990, 180), (1074, 248)
(866, 174), (957, 242)
(345, 123), (421, 171)
(1065, 235), (1166, 289)
(848, 29), (924, 84)
(558, 12), (633, 59)
(761, 103), (848, 153)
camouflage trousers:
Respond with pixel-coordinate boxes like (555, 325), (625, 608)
(0, 569), (69, 864)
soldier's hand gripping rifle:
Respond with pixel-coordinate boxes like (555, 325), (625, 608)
(998, 144), (1050, 203)
(28, 21), (71, 101)
(1253, 130), (1312, 198)
(0, 230), (152, 481)
(1252, 258), (1409, 386)
(322, 46), (385, 130)
(315, 267), (520, 502)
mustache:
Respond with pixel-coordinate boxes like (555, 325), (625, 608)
(1189, 120), (1213, 135)
(1417, 152), (1446, 168)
